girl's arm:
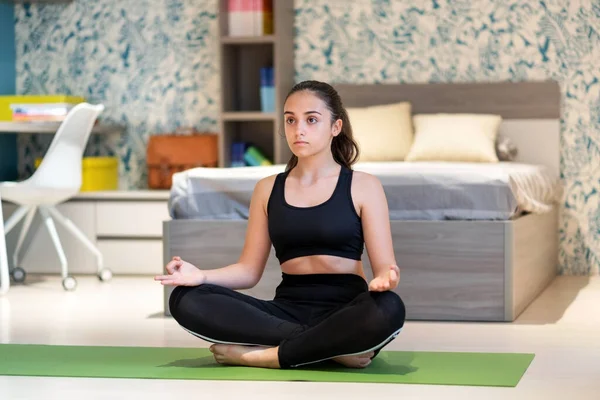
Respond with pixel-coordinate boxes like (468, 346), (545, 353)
(353, 171), (400, 291)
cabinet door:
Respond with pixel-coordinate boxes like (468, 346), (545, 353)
(1, 201), (97, 274)
(97, 239), (163, 275)
(96, 201), (170, 238)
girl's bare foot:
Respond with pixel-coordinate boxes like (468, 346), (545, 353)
(209, 344), (280, 369)
(333, 351), (375, 368)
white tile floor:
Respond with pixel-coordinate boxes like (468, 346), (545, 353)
(1, 274), (599, 400)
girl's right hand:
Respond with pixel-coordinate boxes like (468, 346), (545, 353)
(154, 256), (207, 287)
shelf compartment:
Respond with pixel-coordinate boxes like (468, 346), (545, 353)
(220, 120), (275, 168)
(220, 43), (274, 113)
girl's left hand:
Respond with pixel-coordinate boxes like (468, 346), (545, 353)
(368, 264), (400, 292)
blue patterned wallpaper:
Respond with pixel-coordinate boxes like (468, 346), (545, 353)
(14, 0), (600, 275)
(15, 0), (219, 189)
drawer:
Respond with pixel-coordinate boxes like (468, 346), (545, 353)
(96, 201), (170, 237)
(98, 239), (163, 275)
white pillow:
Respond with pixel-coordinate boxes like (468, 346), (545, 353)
(405, 113), (502, 163)
(346, 102), (414, 162)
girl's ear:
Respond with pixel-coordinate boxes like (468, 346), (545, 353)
(332, 119), (343, 137)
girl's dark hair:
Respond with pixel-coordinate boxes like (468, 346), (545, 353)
(283, 80), (359, 171)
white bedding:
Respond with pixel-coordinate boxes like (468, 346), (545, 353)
(168, 162), (561, 221)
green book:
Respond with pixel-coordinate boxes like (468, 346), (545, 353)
(245, 146), (272, 166)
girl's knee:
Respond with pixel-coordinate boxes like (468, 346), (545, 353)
(371, 291), (406, 330)
(168, 284), (216, 321)
(168, 286), (191, 320)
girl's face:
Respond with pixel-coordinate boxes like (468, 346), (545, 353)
(283, 91), (341, 159)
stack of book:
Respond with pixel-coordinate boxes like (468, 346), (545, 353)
(227, 0), (273, 36)
(230, 142), (272, 167)
(10, 103), (76, 122)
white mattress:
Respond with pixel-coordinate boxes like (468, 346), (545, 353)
(168, 162), (561, 221)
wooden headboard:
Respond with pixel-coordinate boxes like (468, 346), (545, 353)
(334, 81), (561, 176)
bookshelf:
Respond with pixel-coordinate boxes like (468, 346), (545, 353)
(217, 0), (295, 167)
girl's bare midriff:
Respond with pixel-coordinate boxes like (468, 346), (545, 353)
(281, 255), (367, 280)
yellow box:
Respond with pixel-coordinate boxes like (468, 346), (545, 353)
(0, 95), (86, 121)
(35, 157), (118, 192)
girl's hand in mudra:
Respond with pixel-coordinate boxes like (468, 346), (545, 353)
(368, 264), (400, 292)
(154, 256), (206, 287)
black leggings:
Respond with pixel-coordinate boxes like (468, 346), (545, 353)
(169, 273), (406, 369)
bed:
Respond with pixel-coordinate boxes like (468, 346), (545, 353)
(162, 81), (562, 322)
(169, 161), (558, 222)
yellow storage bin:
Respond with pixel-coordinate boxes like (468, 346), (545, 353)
(35, 157), (118, 192)
(0, 95), (86, 121)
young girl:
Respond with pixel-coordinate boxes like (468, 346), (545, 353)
(155, 80), (405, 369)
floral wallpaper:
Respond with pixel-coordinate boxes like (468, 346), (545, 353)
(294, 0), (600, 275)
(15, 0), (599, 275)
(15, 0), (219, 189)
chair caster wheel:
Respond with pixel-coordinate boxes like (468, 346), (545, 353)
(62, 276), (77, 291)
(98, 269), (112, 282)
(11, 267), (26, 283)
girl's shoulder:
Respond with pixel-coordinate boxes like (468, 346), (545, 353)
(350, 169), (382, 189)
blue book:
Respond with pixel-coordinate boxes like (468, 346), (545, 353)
(260, 67), (270, 87)
(260, 66), (275, 113)
(230, 142), (247, 167)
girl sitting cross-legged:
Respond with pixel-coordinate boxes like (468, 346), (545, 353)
(155, 80), (406, 369)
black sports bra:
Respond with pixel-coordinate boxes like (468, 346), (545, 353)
(267, 166), (364, 264)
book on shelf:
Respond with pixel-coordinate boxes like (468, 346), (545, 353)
(230, 141), (273, 167)
(230, 141), (248, 167)
(10, 103), (76, 122)
(244, 145), (273, 166)
(260, 66), (275, 113)
(228, 0), (273, 37)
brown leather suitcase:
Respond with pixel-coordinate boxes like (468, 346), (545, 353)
(146, 131), (218, 189)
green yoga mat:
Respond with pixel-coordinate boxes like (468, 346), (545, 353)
(0, 344), (534, 387)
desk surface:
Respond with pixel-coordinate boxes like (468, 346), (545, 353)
(0, 122), (124, 134)
(73, 190), (170, 201)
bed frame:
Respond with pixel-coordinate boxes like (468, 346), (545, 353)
(162, 81), (561, 322)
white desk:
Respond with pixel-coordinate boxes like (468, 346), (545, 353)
(0, 121), (123, 134)
(0, 192), (9, 295)
(1, 190), (170, 278)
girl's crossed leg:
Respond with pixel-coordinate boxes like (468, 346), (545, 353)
(169, 277), (405, 369)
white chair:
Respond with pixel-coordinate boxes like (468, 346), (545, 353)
(0, 103), (112, 291)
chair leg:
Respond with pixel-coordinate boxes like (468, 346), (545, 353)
(45, 206), (104, 273)
(38, 207), (68, 279)
(3, 205), (30, 236)
(12, 206), (37, 269)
